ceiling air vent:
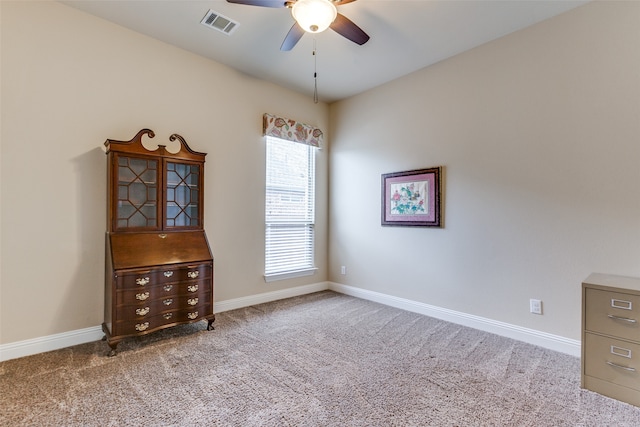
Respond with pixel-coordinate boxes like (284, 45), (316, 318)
(200, 9), (239, 35)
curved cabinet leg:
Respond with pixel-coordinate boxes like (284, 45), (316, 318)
(102, 323), (120, 356)
(206, 315), (215, 331)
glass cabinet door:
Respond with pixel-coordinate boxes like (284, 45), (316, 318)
(115, 155), (159, 230)
(165, 162), (201, 228)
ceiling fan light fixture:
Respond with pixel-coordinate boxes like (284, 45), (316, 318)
(291, 0), (337, 34)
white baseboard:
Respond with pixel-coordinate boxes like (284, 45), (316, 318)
(0, 326), (104, 362)
(214, 281), (330, 313)
(0, 281), (580, 361)
(329, 282), (581, 357)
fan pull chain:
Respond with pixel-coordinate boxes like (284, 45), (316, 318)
(313, 39), (318, 104)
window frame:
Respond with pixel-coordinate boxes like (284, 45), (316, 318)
(264, 135), (317, 282)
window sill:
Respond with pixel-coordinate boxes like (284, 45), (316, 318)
(264, 268), (318, 283)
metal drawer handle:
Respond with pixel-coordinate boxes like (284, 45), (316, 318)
(188, 298), (199, 306)
(163, 313), (173, 320)
(135, 322), (150, 332)
(135, 307), (150, 316)
(188, 284), (198, 292)
(136, 292), (150, 301)
(163, 298), (173, 306)
(163, 271), (174, 278)
(163, 284), (173, 292)
(607, 314), (637, 323)
(611, 299), (632, 310)
(187, 271), (199, 279)
(187, 311), (198, 320)
(136, 277), (150, 286)
(606, 361), (636, 372)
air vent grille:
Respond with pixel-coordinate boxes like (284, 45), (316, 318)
(200, 10), (239, 35)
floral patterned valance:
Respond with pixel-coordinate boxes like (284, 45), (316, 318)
(263, 113), (323, 148)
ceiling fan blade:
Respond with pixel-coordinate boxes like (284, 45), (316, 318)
(225, 0), (286, 8)
(335, 0), (358, 5)
(281, 22), (305, 51)
(330, 13), (370, 45)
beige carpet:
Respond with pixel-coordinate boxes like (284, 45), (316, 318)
(2, 291), (640, 426)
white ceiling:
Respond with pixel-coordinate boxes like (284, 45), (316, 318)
(62, 0), (589, 103)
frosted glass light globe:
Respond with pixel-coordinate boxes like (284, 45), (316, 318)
(291, 0), (338, 33)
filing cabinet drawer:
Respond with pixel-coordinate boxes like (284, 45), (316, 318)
(584, 288), (640, 342)
(584, 332), (640, 392)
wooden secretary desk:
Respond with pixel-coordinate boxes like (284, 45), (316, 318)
(103, 129), (214, 356)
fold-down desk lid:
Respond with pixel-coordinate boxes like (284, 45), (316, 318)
(108, 231), (212, 270)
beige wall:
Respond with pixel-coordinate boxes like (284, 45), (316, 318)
(0, 1), (329, 344)
(328, 1), (640, 340)
(3, 0), (638, 348)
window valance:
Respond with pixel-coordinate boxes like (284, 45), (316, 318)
(263, 113), (323, 148)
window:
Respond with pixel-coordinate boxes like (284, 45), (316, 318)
(265, 136), (316, 281)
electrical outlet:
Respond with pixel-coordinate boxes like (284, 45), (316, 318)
(340, 266), (346, 275)
(530, 299), (542, 315)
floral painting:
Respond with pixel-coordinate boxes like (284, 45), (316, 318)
(390, 181), (429, 216)
(382, 167), (442, 227)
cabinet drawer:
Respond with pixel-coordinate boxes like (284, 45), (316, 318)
(584, 332), (640, 392)
(116, 279), (210, 306)
(113, 303), (212, 336)
(585, 288), (640, 342)
(116, 270), (160, 289)
(116, 264), (212, 289)
(166, 264), (212, 283)
(116, 292), (211, 321)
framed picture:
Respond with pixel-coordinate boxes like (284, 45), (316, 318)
(381, 167), (442, 227)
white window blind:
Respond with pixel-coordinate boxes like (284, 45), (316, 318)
(265, 136), (316, 280)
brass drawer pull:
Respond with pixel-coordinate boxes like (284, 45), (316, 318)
(187, 271), (199, 279)
(163, 298), (173, 306)
(188, 284), (198, 292)
(187, 311), (199, 320)
(136, 277), (150, 286)
(163, 284), (173, 292)
(136, 292), (150, 301)
(163, 271), (174, 278)
(187, 298), (199, 306)
(611, 299), (632, 310)
(606, 361), (636, 372)
(135, 307), (150, 316)
(607, 314), (637, 323)
(135, 322), (150, 332)
(163, 313), (173, 320)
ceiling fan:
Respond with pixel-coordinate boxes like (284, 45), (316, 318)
(226, 0), (370, 51)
